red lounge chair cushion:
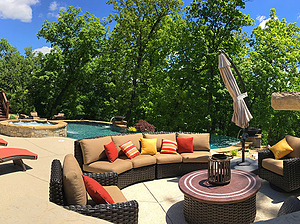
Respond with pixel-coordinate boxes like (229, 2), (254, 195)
(104, 141), (118, 163)
(82, 175), (114, 204)
(177, 137), (194, 153)
(0, 148), (38, 161)
(0, 139), (8, 146)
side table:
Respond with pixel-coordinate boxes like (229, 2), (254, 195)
(179, 169), (261, 224)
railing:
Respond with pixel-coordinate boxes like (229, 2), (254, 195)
(0, 90), (9, 119)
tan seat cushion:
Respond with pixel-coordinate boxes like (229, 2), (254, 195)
(177, 133), (210, 151)
(286, 135), (300, 158)
(87, 186), (127, 205)
(262, 158), (283, 176)
(154, 152), (182, 164)
(144, 133), (176, 151)
(80, 136), (112, 164)
(181, 151), (211, 163)
(130, 154), (156, 168)
(83, 158), (133, 174)
(104, 186), (128, 203)
(112, 133), (143, 156)
(63, 154), (87, 205)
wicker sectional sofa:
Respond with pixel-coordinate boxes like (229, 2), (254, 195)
(74, 132), (211, 189)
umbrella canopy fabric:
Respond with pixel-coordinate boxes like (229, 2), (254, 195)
(218, 53), (253, 128)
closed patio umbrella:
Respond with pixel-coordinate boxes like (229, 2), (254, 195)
(218, 50), (253, 165)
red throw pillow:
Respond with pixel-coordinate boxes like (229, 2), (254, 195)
(177, 137), (193, 153)
(104, 141), (118, 163)
(82, 175), (115, 204)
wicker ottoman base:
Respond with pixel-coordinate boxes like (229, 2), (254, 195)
(184, 195), (256, 224)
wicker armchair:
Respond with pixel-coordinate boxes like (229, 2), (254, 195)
(258, 149), (300, 192)
(49, 159), (139, 224)
(278, 196), (300, 217)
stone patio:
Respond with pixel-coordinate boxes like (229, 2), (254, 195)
(0, 134), (299, 224)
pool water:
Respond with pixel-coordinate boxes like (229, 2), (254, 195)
(210, 134), (240, 149)
(67, 122), (123, 139)
(9, 121), (54, 126)
(67, 122), (240, 149)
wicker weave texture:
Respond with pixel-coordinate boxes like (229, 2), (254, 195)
(277, 196), (300, 217)
(49, 160), (139, 224)
(49, 159), (65, 205)
(258, 149), (300, 192)
(118, 165), (156, 189)
(156, 163), (182, 179)
(184, 195), (256, 224)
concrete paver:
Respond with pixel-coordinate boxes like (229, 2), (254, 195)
(0, 134), (299, 224)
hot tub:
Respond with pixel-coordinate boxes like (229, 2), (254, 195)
(0, 119), (67, 137)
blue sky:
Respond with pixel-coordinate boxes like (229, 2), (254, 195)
(0, 0), (299, 54)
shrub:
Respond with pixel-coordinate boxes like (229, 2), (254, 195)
(134, 120), (156, 132)
(230, 149), (238, 156)
(9, 115), (17, 119)
(128, 126), (137, 132)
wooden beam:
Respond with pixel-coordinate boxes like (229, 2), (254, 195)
(271, 92), (300, 111)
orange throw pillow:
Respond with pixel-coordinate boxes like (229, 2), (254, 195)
(161, 139), (178, 154)
(119, 140), (140, 159)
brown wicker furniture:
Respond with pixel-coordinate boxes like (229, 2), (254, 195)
(50, 159), (138, 224)
(258, 148), (300, 192)
(74, 132), (210, 189)
(179, 169), (261, 224)
(277, 196), (300, 217)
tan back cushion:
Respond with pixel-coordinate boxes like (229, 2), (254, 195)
(144, 133), (176, 151)
(177, 133), (210, 151)
(104, 186), (127, 203)
(112, 133), (143, 155)
(63, 154), (87, 205)
(80, 136), (112, 164)
(286, 135), (300, 158)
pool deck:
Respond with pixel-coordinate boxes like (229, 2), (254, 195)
(0, 134), (300, 224)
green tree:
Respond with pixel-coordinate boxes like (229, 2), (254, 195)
(35, 7), (106, 117)
(106, 0), (183, 125)
(243, 9), (300, 144)
(167, 0), (253, 134)
(0, 38), (35, 114)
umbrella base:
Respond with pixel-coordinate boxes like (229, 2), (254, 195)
(236, 160), (251, 166)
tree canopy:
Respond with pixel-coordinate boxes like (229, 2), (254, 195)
(1, 1), (299, 144)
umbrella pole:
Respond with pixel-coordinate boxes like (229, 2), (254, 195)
(237, 127), (250, 166)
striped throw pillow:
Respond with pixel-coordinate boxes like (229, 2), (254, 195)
(160, 139), (178, 154)
(119, 140), (140, 159)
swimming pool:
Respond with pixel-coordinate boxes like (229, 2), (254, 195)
(67, 122), (240, 149)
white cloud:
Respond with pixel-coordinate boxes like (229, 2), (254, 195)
(49, 1), (57, 11)
(258, 18), (271, 29)
(48, 1), (66, 18)
(256, 15), (266, 23)
(33, 46), (52, 55)
(257, 16), (278, 29)
(0, 0), (39, 22)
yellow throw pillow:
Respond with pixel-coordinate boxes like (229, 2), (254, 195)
(269, 138), (294, 160)
(140, 138), (157, 155)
